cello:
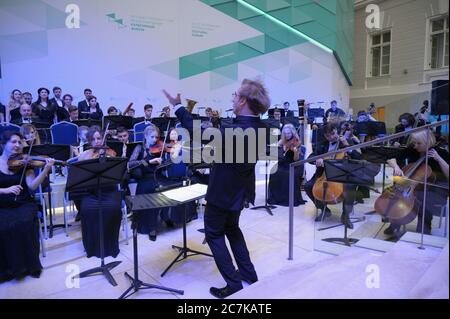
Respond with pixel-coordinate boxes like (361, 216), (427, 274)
(374, 155), (436, 225)
(312, 139), (345, 205)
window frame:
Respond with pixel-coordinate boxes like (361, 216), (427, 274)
(367, 29), (392, 78)
(425, 15), (449, 70)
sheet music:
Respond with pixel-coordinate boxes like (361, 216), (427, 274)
(162, 183), (208, 202)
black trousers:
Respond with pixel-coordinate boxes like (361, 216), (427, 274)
(304, 174), (357, 216)
(204, 203), (257, 290)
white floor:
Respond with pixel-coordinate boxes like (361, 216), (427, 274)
(0, 171), (448, 299)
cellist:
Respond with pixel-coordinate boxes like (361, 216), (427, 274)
(304, 122), (362, 228)
(385, 130), (448, 236)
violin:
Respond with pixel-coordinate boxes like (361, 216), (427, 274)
(90, 146), (117, 158)
(8, 154), (65, 172)
(148, 140), (169, 157)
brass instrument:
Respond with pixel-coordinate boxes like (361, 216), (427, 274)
(186, 99), (198, 113)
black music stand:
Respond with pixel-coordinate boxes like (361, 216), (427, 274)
(160, 184), (213, 277)
(24, 144), (71, 238)
(73, 119), (102, 128)
(103, 115), (133, 130)
(318, 159), (377, 246)
(67, 157), (128, 286)
(251, 120), (280, 216)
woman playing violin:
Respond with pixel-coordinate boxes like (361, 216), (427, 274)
(268, 124), (306, 206)
(385, 130), (449, 236)
(76, 125), (116, 161)
(129, 124), (165, 241)
(20, 123), (41, 146)
(68, 125), (121, 259)
(0, 131), (55, 282)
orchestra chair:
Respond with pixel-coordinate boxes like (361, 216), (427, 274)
(50, 121), (78, 145)
(133, 121), (152, 142)
(50, 121), (79, 234)
(0, 123), (21, 134)
(37, 210), (47, 257)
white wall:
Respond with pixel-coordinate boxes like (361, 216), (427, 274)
(0, 0), (349, 116)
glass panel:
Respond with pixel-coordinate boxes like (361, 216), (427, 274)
(432, 19), (444, 32)
(445, 31), (449, 67)
(431, 33), (444, 68)
(383, 31), (391, 43)
(372, 34), (381, 45)
(372, 47), (380, 76)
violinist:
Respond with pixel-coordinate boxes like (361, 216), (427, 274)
(161, 127), (198, 228)
(20, 124), (41, 146)
(68, 126), (123, 260)
(385, 130), (449, 236)
(0, 131), (55, 282)
(268, 124), (306, 206)
(116, 126), (131, 158)
(128, 124), (165, 241)
(76, 125), (116, 161)
(304, 123), (362, 228)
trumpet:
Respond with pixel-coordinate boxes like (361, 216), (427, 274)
(186, 99), (198, 113)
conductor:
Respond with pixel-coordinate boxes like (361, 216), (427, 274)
(163, 79), (271, 298)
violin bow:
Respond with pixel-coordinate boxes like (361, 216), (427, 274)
(159, 120), (171, 159)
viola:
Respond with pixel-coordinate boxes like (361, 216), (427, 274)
(8, 154), (65, 172)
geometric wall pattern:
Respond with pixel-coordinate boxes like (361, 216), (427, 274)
(174, 0), (354, 84)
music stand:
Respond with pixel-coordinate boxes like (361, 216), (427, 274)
(318, 159), (377, 246)
(159, 184), (213, 277)
(73, 119), (102, 128)
(66, 157), (128, 286)
(32, 120), (52, 144)
(102, 115), (133, 130)
(251, 120), (280, 216)
(24, 144), (71, 238)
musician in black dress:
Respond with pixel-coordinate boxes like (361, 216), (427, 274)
(268, 124), (305, 206)
(304, 123), (362, 228)
(164, 78), (270, 298)
(72, 126), (122, 258)
(0, 131), (55, 282)
(385, 130), (449, 235)
(128, 124), (165, 241)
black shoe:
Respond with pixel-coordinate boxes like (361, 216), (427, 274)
(30, 270), (42, 278)
(315, 208), (332, 222)
(236, 270), (258, 285)
(165, 220), (175, 228)
(341, 215), (354, 229)
(209, 285), (242, 299)
(148, 231), (157, 241)
(384, 224), (400, 235)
